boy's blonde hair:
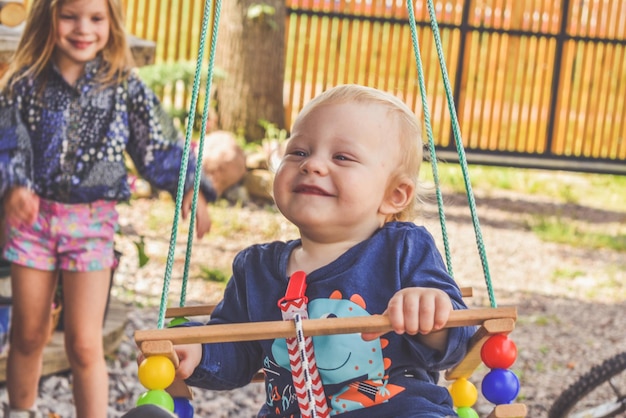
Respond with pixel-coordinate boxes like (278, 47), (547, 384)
(293, 84), (423, 221)
(0, 0), (133, 91)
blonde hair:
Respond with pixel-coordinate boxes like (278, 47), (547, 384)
(293, 84), (423, 222)
(0, 0), (133, 91)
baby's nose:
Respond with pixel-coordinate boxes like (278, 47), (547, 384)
(300, 156), (327, 174)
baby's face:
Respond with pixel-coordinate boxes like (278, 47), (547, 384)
(273, 101), (402, 240)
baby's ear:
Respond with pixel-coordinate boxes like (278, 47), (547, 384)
(379, 177), (414, 216)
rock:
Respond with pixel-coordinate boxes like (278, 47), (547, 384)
(199, 131), (247, 197)
(243, 169), (274, 204)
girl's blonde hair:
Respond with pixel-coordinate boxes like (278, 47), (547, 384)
(0, 0), (134, 91)
(293, 84), (424, 222)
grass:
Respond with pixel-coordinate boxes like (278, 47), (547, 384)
(529, 217), (626, 252)
(420, 163), (626, 251)
(421, 163), (626, 212)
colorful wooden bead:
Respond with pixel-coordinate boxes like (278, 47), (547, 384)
(138, 355), (176, 390)
(168, 316), (191, 327)
(456, 406), (479, 418)
(481, 368), (520, 405)
(448, 377), (478, 408)
(481, 334), (517, 369)
(173, 397), (195, 418)
(136, 389), (175, 412)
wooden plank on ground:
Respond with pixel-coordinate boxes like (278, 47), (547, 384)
(0, 300), (131, 383)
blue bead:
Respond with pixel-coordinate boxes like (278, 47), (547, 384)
(481, 368), (520, 404)
(173, 397), (194, 418)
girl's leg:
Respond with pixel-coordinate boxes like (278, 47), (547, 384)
(61, 269), (111, 418)
(7, 264), (58, 410)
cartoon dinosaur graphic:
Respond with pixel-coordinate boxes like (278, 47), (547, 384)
(271, 291), (405, 415)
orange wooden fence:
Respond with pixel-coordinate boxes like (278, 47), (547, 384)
(281, 0), (626, 174)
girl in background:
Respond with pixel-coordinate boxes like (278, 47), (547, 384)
(0, 0), (216, 416)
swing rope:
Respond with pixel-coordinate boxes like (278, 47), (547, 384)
(156, 0), (222, 329)
(407, 0), (497, 308)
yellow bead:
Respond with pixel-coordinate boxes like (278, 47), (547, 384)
(449, 378), (478, 408)
(138, 355), (176, 390)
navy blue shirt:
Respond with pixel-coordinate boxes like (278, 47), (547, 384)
(0, 57), (215, 204)
(185, 222), (474, 417)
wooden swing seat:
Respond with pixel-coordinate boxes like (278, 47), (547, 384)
(135, 286), (527, 418)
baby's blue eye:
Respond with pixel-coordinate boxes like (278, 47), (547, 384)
(335, 154), (353, 162)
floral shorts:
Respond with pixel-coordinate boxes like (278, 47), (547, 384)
(3, 199), (118, 272)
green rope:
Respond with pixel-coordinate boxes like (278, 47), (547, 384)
(405, 2), (454, 278)
(407, 1), (454, 277)
(407, 0), (497, 308)
(157, 0), (221, 329)
(178, 0), (222, 310)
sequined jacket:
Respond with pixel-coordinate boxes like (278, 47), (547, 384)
(0, 57), (216, 204)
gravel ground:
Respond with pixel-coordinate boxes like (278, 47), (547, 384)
(1, 186), (625, 417)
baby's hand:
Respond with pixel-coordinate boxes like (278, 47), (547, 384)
(362, 288), (453, 351)
(136, 343), (202, 381)
(173, 343), (203, 380)
(386, 287), (453, 336)
(3, 187), (39, 226)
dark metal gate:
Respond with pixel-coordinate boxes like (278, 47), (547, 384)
(285, 0), (626, 174)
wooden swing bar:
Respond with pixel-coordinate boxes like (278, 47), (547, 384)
(135, 306), (516, 346)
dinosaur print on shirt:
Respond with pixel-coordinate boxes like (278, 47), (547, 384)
(269, 291), (405, 415)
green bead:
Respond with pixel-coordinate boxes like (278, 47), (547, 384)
(167, 316), (190, 327)
(136, 389), (174, 412)
(456, 406), (479, 418)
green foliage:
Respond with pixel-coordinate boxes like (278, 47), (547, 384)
(259, 119), (288, 143)
(198, 266), (229, 283)
(137, 61), (198, 89)
(247, 4), (278, 29)
(551, 268), (585, 281)
(133, 236), (150, 268)
(137, 61), (226, 133)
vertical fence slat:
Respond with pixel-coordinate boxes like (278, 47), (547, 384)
(616, 44), (626, 159)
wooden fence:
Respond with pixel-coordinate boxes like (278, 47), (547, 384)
(112, 1), (626, 173)
(283, 0), (626, 174)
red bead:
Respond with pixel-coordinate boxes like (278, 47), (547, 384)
(481, 334), (517, 369)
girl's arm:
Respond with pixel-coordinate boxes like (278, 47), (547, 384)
(125, 75), (217, 204)
(182, 189), (211, 238)
(3, 187), (39, 226)
(0, 85), (34, 200)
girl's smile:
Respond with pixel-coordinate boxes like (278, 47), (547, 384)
(69, 40), (94, 49)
